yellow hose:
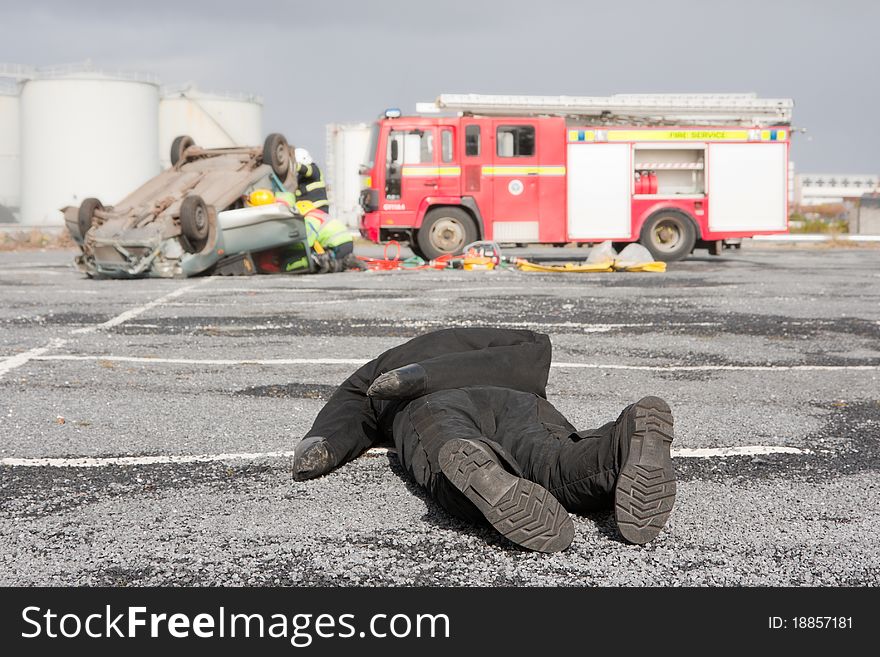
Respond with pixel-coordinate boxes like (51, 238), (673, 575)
(516, 260), (614, 273)
(515, 259), (666, 273)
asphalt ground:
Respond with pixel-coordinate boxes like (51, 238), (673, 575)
(0, 243), (878, 586)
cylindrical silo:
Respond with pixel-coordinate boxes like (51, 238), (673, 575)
(0, 87), (20, 223)
(19, 71), (160, 226)
(159, 86), (262, 168)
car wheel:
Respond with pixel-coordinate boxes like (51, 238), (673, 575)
(170, 135), (195, 167)
(416, 207), (477, 260)
(639, 211), (696, 262)
(263, 133), (291, 180)
(180, 195), (211, 253)
(77, 197), (103, 238)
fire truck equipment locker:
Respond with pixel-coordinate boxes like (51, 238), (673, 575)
(567, 142), (632, 240)
(707, 142), (787, 231)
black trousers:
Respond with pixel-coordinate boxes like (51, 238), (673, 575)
(305, 328), (630, 522)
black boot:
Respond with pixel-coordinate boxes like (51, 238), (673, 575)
(292, 436), (335, 481)
(367, 363), (428, 399)
(613, 396), (676, 544)
(439, 438), (575, 553)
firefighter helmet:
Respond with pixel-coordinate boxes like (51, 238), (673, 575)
(294, 148), (313, 166)
(248, 189), (275, 206)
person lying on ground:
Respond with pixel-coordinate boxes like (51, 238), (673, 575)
(293, 328), (676, 552)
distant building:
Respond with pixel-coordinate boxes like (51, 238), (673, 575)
(854, 194), (880, 235)
(794, 173), (880, 206)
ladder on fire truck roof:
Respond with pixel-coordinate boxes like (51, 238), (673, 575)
(415, 93), (793, 126)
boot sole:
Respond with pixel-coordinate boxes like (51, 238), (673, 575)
(439, 438), (574, 553)
(614, 396), (676, 544)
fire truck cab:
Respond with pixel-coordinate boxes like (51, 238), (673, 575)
(359, 94), (794, 261)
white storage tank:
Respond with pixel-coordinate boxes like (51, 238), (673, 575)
(325, 122), (372, 228)
(0, 87), (20, 222)
(19, 71), (160, 226)
(159, 86), (262, 168)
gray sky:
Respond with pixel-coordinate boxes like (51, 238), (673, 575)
(2, 0), (877, 172)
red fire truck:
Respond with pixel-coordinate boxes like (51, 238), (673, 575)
(358, 94), (793, 261)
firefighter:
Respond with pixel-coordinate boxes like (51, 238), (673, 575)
(295, 200), (365, 272)
(293, 148), (330, 214)
(245, 189), (302, 273)
(292, 328), (676, 552)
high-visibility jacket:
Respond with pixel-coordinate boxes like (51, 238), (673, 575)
(294, 162), (329, 212)
(305, 212), (352, 249)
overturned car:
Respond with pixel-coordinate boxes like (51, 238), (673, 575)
(65, 133), (312, 278)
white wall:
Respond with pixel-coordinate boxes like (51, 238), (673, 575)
(325, 123), (371, 228)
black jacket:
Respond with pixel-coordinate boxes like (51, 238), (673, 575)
(294, 162), (329, 211)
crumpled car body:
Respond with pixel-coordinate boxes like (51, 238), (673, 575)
(64, 136), (308, 278)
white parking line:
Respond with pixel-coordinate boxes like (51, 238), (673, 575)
(29, 354), (880, 371)
(35, 355), (369, 366)
(59, 319), (723, 334)
(553, 362), (880, 371)
(0, 451), (300, 468)
(673, 446), (807, 457)
(753, 233), (880, 242)
(0, 444), (807, 468)
(0, 338), (67, 380)
(341, 320), (722, 333)
(1, 281), (214, 378)
(70, 278), (213, 335)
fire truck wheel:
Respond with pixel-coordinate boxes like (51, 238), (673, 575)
(180, 195), (212, 253)
(417, 207), (477, 259)
(77, 197), (104, 238)
(170, 135), (195, 167)
(263, 133), (291, 180)
(409, 243), (428, 260)
(640, 211), (696, 262)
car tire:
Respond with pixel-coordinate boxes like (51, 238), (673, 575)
(180, 195), (211, 253)
(77, 197), (103, 238)
(263, 133), (291, 180)
(639, 211), (696, 262)
(416, 207), (477, 260)
(170, 135), (195, 167)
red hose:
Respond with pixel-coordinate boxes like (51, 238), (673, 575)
(357, 240), (458, 271)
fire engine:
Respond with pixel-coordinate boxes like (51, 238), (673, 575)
(358, 93), (794, 261)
